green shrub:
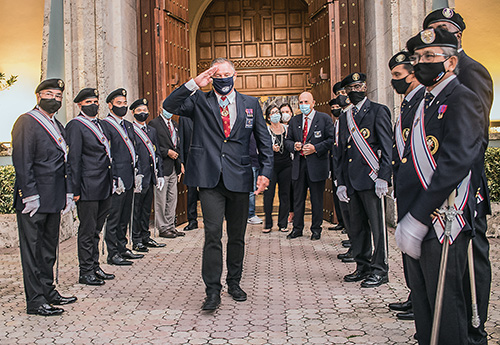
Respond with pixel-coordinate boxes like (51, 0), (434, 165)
(485, 147), (500, 202)
(0, 165), (15, 214)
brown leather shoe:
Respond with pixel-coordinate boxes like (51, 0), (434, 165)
(174, 229), (185, 237)
(159, 230), (177, 238)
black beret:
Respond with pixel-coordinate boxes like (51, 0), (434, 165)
(328, 98), (337, 106)
(423, 8), (466, 32)
(332, 82), (344, 94)
(35, 78), (65, 93)
(73, 88), (99, 103)
(406, 28), (458, 54)
(388, 51), (412, 70)
(130, 98), (149, 111)
(340, 72), (366, 88)
(106, 88), (127, 103)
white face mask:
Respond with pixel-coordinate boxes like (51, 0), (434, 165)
(281, 112), (292, 122)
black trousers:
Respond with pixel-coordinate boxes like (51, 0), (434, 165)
(402, 253), (412, 302)
(105, 188), (133, 259)
(132, 183), (154, 245)
(407, 233), (469, 345)
(17, 212), (61, 311)
(464, 215), (490, 345)
(347, 189), (388, 275)
(77, 197), (111, 276)
(263, 161), (291, 229)
(187, 185), (199, 223)
(292, 156), (325, 235)
(332, 185), (345, 227)
(199, 179), (249, 295)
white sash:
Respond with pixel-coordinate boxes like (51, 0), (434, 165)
(133, 123), (157, 174)
(27, 109), (67, 161)
(346, 107), (379, 181)
(103, 117), (136, 164)
(73, 116), (112, 161)
(410, 100), (471, 244)
(395, 115), (405, 161)
(334, 119), (339, 146)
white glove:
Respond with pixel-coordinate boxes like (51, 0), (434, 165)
(115, 177), (125, 195)
(62, 194), (75, 215)
(157, 177), (165, 191)
(336, 185), (349, 203)
(134, 174), (144, 193)
(375, 179), (389, 199)
(395, 213), (428, 260)
(22, 198), (40, 217)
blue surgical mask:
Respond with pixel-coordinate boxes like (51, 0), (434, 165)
(162, 109), (173, 119)
(270, 113), (281, 123)
(299, 104), (311, 115)
(212, 76), (234, 95)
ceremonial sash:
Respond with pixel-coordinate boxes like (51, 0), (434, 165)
(346, 107), (379, 181)
(334, 119), (339, 146)
(73, 116), (112, 161)
(103, 117), (136, 164)
(133, 123), (157, 174)
(395, 115), (405, 161)
(410, 101), (471, 244)
(27, 109), (68, 161)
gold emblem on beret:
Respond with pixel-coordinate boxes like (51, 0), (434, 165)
(94, 89), (99, 96)
(421, 29), (436, 44)
(426, 135), (439, 155)
(58, 80), (64, 88)
(360, 128), (370, 139)
(143, 98), (147, 104)
(352, 73), (360, 81)
(442, 8), (454, 19)
(122, 89), (127, 96)
(402, 128), (409, 142)
(395, 54), (406, 63)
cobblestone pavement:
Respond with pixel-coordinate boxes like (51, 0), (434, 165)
(1, 216), (499, 344)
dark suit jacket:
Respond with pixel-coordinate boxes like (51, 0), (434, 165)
(148, 116), (181, 176)
(178, 116), (193, 165)
(100, 116), (138, 190)
(396, 77), (484, 237)
(162, 85), (273, 193)
(134, 124), (164, 187)
(11, 110), (71, 213)
(285, 110), (334, 182)
(336, 99), (393, 193)
(66, 114), (113, 201)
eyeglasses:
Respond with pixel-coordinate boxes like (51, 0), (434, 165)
(344, 83), (365, 92)
(409, 52), (449, 65)
(39, 91), (63, 100)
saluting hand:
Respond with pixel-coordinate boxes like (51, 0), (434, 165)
(254, 175), (270, 195)
(194, 66), (219, 88)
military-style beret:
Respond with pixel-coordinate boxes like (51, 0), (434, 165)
(406, 28), (458, 54)
(130, 98), (149, 111)
(73, 88), (99, 103)
(332, 81), (344, 95)
(340, 72), (367, 88)
(106, 88), (127, 103)
(35, 78), (65, 93)
(423, 8), (466, 32)
(388, 51), (412, 70)
(328, 98), (337, 106)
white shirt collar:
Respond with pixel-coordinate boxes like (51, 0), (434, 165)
(215, 89), (236, 103)
(109, 113), (123, 124)
(405, 84), (424, 102)
(356, 97), (368, 110)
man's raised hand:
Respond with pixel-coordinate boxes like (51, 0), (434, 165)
(194, 66), (218, 88)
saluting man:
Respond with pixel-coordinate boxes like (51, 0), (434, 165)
(66, 88), (115, 286)
(396, 28), (484, 344)
(12, 78), (77, 316)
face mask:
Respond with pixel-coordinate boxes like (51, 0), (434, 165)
(281, 112), (292, 122)
(299, 104), (311, 115)
(270, 113), (281, 123)
(39, 98), (62, 114)
(112, 105), (128, 117)
(212, 76), (234, 96)
(347, 91), (365, 105)
(331, 108), (342, 117)
(391, 75), (412, 95)
(134, 112), (149, 122)
(82, 104), (99, 117)
(336, 94), (351, 108)
(162, 109), (173, 119)
(414, 61), (447, 87)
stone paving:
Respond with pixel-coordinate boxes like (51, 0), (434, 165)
(0, 215), (499, 344)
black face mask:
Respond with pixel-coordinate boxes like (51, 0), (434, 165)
(82, 104), (99, 117)
(39, 98), (62, 114)
(336, 94), (351, 108)
(414, 61), (447, 87)
(112, 105), (128, 117)
(391, 75), (412, 95)
(347, 91), (366, 105)
(212, 76), (234, 95)
(134, 112), (149, 122)
(331, 108), (342, 118)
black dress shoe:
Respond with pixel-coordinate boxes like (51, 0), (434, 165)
(49, 295), (77, 305)
(121, 250), (144, 260)
(396, 310), (415, 320)
(27, 304), (64, 316)
(228, 285), (247, 302)
(184, 221), (198, 231)
(144, 239), (166, 248)
(95, 268), (115, 280)
(79, 274), (105, 286)
(342, 240), (351, 248)
(361, 274), (389, 288)
(310, 233), (321, 240)
(328, 224), (344, 231)
(337, 251), (352, 260)
(344, 269), (370, 282)
(342, 256), (355, 263)
(202, 294), (221, 311)
(286, 231), (303, 239)
(133, 243), (149, 252)
(107, 254), (133, 265)
(388, 299), (412, 311)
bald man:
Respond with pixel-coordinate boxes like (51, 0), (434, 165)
(285, 92), (334, 240)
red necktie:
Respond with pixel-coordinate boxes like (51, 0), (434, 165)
(220, 96), (231, 138)
(167, 120), (173, 138)
(302, 116), (309, 144)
